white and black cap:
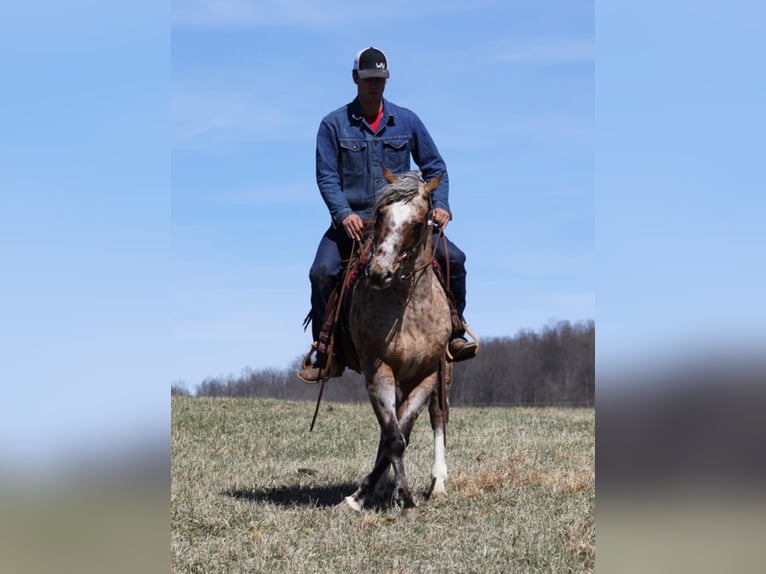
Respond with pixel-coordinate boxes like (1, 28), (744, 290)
(353, 46), (389, 79)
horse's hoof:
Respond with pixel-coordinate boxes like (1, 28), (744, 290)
(336, 497), (362, 513)
(400, 506), (420, 520)
(428, 490), (447, 503)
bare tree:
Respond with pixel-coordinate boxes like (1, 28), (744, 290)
(190, 320), (595, 407)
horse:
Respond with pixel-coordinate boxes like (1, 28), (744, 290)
(339, 168), (453, 518)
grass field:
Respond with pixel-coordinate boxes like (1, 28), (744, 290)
(171, 397), (594, 573)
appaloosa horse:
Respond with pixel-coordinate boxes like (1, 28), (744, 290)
(339, 168), (453, 518)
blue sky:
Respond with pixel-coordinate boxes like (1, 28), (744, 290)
(171, 0), (595, 386)
(1, 2), (169, 470)
(2, 1), (764, 470)
(596, 2), (766, 372)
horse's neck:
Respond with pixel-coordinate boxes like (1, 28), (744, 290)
(410, 245), (437, 294)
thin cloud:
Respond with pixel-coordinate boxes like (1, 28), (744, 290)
(438, 113), (593, 151)
(172, 0), (480, 28)
(174, 0), (298, 28)
(500, 250), (595, 280)
(172, 89), (313, 146)
(498, 37), (594, 64)
(214, 183), (318, 206)
(173, 0), (363, 28)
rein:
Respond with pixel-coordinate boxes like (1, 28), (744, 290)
(309, 237), (364, 432)
(394, 217), (450, 445)
(435, 225), (450, 444)
(411, 221), (441, 278)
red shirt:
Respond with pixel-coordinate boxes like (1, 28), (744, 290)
(365, 107), (384, 132)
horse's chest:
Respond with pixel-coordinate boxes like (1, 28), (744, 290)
(349, 281), (450, 361)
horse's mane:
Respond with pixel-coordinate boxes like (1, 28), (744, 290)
(373, 171), (423, 213)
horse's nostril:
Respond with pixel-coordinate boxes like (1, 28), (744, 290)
(369, 270), (393, 289)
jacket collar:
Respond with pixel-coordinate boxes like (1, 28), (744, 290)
(349, 97), (396, 127)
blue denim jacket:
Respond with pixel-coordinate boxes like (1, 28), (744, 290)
(315, 97), (450, 226)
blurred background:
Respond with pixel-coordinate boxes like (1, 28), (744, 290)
(2, 2), (765, 573)
(596, 2), (766, 572)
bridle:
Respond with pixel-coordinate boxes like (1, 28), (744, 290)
(367, 203), (439, 284)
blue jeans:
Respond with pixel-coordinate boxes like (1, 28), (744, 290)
(308, 225), (467, 341)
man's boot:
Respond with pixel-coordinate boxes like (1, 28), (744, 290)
(297, 342), (344, 383)
(447, 321), (478, 363)
(297, 342), (322, 383)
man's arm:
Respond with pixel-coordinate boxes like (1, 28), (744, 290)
(315, 119), (353, 226)
(409, 113), (451, 221)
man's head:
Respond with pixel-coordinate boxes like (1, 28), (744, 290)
(353, 47), (389, 80)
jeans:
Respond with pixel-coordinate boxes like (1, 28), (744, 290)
(308, 225), (467, 341)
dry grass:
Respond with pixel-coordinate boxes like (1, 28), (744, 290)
(172, 397), (594, 573)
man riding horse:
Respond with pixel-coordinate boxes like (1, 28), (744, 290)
(298, 46), (476, 383)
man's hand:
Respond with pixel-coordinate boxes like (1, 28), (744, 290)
(342, 213), (364, 242)
(431, 207), (451, 230)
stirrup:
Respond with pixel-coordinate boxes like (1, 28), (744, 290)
(301, 341), (318, 371)
(298, 341), (322, 384)
(446, 322), (479, 362)
(298, 341), (343, 384)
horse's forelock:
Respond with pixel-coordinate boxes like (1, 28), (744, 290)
(374, 171), (424, 213)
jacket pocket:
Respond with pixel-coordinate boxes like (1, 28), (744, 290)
(382, 137), (410, 172)
(339, 139), (367, 173)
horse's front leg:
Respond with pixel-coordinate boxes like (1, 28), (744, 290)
(339, 366), (399, 513)
(371, 430), (394, 503)
(392, 372), (440, 516)
(371, 389), (406, 502)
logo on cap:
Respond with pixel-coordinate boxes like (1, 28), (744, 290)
(354, 47), (390, 79)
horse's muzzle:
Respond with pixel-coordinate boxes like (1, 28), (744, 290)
(367, 269), (393, 290)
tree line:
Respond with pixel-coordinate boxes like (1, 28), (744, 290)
(172, 319), (594, 407)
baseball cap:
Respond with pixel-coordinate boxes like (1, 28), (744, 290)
(353, 47), (390, 79)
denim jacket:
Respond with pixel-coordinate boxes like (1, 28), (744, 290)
(315, 97), (450, 226)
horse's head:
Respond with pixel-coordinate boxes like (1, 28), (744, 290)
(366, 167), (441, 290)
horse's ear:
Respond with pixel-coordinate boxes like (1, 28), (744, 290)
(423, 174), (442, 195)
(382, 165), (400, 184)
